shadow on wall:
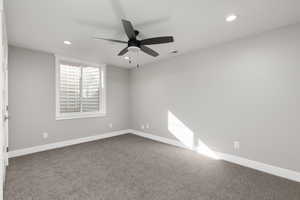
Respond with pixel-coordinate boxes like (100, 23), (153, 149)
(167, 110), (219, 160)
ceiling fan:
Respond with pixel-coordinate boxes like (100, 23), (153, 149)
(93, 19), (174, 57)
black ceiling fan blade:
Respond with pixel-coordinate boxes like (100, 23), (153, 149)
(118, 47), (129, 56)
(140, 45), (159, 57)
(121, 19), (136, 40)
(93, 37), (127, 44)
(140, 36), (174, 45)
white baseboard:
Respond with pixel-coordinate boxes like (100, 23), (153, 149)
(216, 152), (300, 183)
(129, 129), (189, 149)
(130, 129), (300, 183)
(8, 129), (131, 158)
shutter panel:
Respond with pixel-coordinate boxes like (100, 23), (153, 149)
(56, 57), (105, 119)
(59, 64), (81, 113)
(81, 67), (100, 112)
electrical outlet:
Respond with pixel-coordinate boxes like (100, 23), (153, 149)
(43, 132), (48, 139)
(108, 123), (113, 128)
(234, 141), (240, 150)
(141, 125), (145, 130)
(146, 123), (150, 129)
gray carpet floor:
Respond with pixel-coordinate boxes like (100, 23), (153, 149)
(4, 134), (300, 200)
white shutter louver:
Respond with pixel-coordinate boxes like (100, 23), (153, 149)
(56, 57), (106, 119)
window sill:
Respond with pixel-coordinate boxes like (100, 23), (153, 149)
(56, 112), (106, 120)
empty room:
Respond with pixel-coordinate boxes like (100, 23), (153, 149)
(0, 0), (300, 199)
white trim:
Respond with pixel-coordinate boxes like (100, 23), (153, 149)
(130, 130), (189, 149)
(8, 130), (131, 158)
(216, 152), (300, 183)
(55, 55), (107, 120)
(56, 112), (106, 120)
(129, 129), (300, 183)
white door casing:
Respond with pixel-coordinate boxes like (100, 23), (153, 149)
(0, 0), (7, 198)
(2, 9), (8, 167)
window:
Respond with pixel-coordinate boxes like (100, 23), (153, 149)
(55, 56), (106, 120)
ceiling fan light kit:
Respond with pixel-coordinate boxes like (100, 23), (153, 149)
(94, 19), (174, 58)
(128, 46), (140, 53)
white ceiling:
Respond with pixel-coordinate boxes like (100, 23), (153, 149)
(5, 0), (300, 68)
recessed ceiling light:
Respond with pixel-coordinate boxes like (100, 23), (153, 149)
(64, 40), (72, 45)
(124, 56), (130, 60)
(226, 14), (237, 22)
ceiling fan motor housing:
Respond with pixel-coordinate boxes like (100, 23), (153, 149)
(128, 39), (140, 48)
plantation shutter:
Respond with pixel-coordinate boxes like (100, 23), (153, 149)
(59, 64), (81, 113)
(58, 60), (104, 117)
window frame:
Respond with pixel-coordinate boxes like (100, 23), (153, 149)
(55, 55), (106, 120)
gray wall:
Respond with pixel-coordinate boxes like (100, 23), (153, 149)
(8, 46), (130, 150)
(130, 23), (300, 172)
